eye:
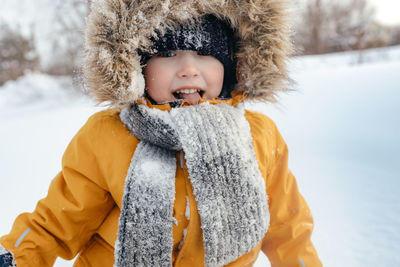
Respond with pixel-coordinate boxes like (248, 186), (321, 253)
(157, 50), (176, 57)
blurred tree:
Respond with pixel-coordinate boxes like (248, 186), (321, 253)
(389, 25), (400, 46)
(327, 0), (375, 52)
(296, 0), (327, 54)
(294, 0), (329, 55)
(0, 22), (39, 86)
(46, 0), (88, 75)
(293, 0), (387, 55)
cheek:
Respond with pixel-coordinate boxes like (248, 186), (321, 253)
(144, 61), (172, 101)
(215, 64), (225, 84)
(145, 63), (161, 89)
(204, 62), (224, 95)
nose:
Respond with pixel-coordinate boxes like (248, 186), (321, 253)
(176, 53), (200, 79)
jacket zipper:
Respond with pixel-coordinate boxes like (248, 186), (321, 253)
(180, 150), (184, 169)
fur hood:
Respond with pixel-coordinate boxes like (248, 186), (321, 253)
(84, 0), (292, 107)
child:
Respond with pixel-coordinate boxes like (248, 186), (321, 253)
(0, 0), (322, 266)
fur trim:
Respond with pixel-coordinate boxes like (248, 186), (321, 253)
(85, 0), (292, 107)
(0, 245), (17, 267)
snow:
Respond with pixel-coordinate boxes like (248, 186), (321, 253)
(0, 0), (64, 68)
(252, 45), (400, 266)
(139, 159), (174, 186)
(0, 73), (81, 109)
(1, 45), (400, 266)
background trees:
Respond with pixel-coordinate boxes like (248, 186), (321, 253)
(0, 23), (39, 85)
(293, 0), (396, 55)
(45, 0), (90, 75)
(0, 0), (399, 85)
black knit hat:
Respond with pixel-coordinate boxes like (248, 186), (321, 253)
(140, 15), (238, 99)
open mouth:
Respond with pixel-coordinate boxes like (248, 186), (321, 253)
(173, 88), (205, 100)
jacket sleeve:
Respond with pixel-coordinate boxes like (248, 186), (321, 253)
(0, 113), (116, 266)
(261, 121), (322, 267)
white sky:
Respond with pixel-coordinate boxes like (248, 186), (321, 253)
(1, 0), (399, 27)
(370, 0), (400, 25)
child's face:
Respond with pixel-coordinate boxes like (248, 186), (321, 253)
(144, 50), (224, 105)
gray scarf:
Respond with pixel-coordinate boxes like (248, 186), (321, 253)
(115, 102), (269, 267)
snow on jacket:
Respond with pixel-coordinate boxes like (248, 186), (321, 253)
(1, 0), (322, 266)
(0, 97), (321, 266)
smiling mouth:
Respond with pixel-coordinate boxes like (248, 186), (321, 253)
(173, 88), (205, 100)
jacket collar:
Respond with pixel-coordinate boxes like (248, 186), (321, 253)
(136, 92), (247, 111)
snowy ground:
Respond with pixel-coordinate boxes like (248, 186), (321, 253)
(1, 46), (399, 266)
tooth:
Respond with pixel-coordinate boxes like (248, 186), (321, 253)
(175, 89), (200, 94)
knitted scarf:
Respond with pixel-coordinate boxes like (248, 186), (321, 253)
(115, 102), (269, 267)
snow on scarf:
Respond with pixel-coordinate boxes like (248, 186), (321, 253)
(115, 102), (269, 267)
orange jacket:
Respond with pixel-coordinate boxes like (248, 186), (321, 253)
(1, 104), (321, 266)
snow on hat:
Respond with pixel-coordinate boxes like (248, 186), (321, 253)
(85, 0), (292, 107)
(139, 15), (238, 99)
